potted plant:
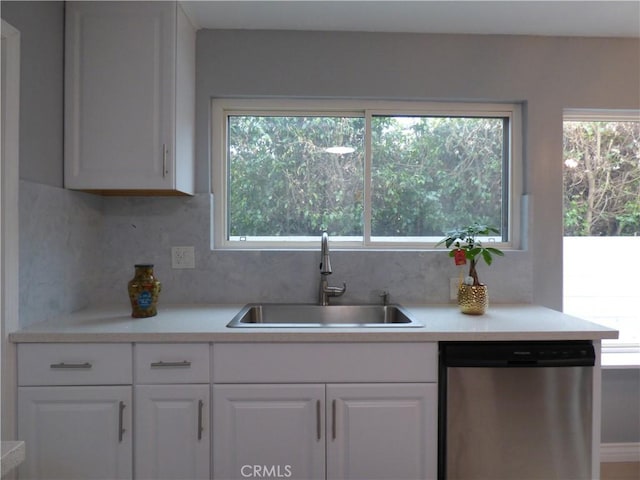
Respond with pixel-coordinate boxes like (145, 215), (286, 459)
(437, 223), (504, 315)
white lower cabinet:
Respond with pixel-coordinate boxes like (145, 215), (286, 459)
(134, 385), (209, 480)
(18, 385), (132, 480)
(16, 342), (210, 480)
(17, 343), (133, 480)
(211, 342), (438, 480)
(213, 384), (326, 480)
(17, 341), (437, 480)
(327, 383), (437, 480)
(213, 383), (436, 480)
(133, 343), (210, 480)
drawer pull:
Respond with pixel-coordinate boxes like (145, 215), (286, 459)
(49, 362), (92, 370)
(118, 401), (126, 442)
(150, 360), (191, 368)
(197, 399), (204, 440)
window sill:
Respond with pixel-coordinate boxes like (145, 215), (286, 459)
(601, 349), (640, 369)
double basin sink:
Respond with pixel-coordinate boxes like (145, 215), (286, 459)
(227, 303), (422, 328)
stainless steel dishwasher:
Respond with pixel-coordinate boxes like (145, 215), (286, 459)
(439, 341), (595, 480)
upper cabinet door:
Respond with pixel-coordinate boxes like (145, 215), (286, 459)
(65, 1), (195, 194)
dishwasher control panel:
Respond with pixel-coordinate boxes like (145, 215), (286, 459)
(440, 341), (595, 367)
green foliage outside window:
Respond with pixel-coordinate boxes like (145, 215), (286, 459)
(227, 113), (506, 241)
(563, 121), (640, 236)
(228, 115), (365, 237)
(371, 116), (504, 237)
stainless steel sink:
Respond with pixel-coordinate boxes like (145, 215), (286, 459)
(226, 303), (422, 328)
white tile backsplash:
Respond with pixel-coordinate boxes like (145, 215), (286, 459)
(19, 181), (103, 326)
(19, 182), (533, 327)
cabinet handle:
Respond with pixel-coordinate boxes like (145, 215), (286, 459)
(197, 399), (204, 441)
(150, 360), (191, 368)
(316, 400), (321, 441)
(162, 143), (168, 178)
(49, 362), (92, 369)
(118, 401), (126, 442)
(331, 399), (337, 440)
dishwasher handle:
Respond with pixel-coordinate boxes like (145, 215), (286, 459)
(441, 341), (595, 368)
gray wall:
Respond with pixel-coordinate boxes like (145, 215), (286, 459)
(195, 30), (640, 311)
(1, 1), (64, 187)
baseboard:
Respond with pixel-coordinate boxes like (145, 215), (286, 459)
(600, 443), (640, 463)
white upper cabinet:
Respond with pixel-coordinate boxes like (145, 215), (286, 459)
(65, 1), (195, 194)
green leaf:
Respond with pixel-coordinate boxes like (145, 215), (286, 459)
(481, 249), (493, 265)
(468, 247), (482, 259)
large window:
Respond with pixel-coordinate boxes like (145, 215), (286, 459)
(562, 110), (640, 351)
(212, 99), (521, 249)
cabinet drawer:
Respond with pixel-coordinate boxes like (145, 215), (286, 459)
(213, 342), (437, 383)
(135, 343), (209, 384)
(18, 343), (132, 386)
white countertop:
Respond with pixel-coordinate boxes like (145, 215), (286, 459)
(1, 441), (25, 477)
(9, 303), (618, 343)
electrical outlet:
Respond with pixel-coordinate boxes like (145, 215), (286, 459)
(449, 277), (460, 300)
(172, 246), (195, 269)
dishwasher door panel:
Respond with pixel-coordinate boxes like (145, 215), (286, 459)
(446, 366), (593, 480)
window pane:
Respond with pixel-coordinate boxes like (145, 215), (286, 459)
(227, 115), (365, 239)
(371, 116), (506, 239)
(562, 119), (640, 347)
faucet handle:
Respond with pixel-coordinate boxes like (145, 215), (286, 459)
(324, 282), (346, 297)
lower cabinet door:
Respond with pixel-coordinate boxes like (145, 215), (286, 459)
(135, 384), (210, 480)
(18, 386), (132, 480)
(326, 383), (438, 480)
(213, 384), (325, 480)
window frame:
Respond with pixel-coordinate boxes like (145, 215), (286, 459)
(212, 98), (522, 250)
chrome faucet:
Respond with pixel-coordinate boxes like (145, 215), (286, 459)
(319, 231), (346, 305)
